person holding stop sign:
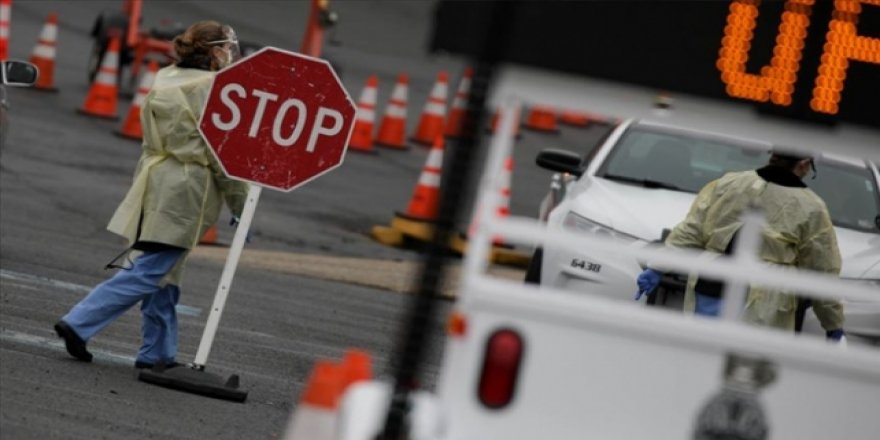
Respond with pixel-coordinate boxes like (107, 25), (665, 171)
(54, 21), (250, 370)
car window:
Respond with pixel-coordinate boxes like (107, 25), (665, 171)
(809, 162), (880, 233)
(598, 125), (767, 193)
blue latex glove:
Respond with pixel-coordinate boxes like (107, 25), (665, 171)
(694, 293), (723, 317)
(634, 269), (662, 300)
(826, 328), (846, 341)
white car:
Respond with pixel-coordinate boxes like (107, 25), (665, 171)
(528, 119), (880, 344)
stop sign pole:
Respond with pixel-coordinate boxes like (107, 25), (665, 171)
(138, 47), (355, 401)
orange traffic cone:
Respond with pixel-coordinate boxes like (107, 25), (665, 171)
(348, 75), (379, 153)
(0, 0), (11, 61)
(375, 73), (409, 150)
(29, 12), (58, 92)
(444, 67), (472, 138)
(523, 105), (559, 133)
(78, 35), (121, 119)
(403, 136), (444, 220)
(559, 110), (591, 127)
(199, 224), (218, 245)
(117, 60), (158, 139)
(341, 349), (372, 389)
(410, 71), (448, 146)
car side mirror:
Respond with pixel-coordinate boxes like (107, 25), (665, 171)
(536, 148), (583, 177)
(1, 60), (39, 86)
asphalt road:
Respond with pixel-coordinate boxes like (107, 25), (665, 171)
(1, 1), (610, 438)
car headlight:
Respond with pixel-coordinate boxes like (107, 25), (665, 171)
(562, 211), (639, 243)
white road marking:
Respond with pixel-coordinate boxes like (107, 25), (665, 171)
(0, 329), (135, 367)
(0, 269), (203, 317)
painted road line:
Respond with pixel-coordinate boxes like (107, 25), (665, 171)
(0, 329), (136, 367)
(0, 269), (203, 317)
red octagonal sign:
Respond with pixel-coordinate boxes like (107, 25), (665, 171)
(199, 47), (356, 192)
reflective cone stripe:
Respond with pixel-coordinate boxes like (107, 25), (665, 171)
(523, 105), (559, 133)
(29, 12), (58, 91)
(0, 0), (11, 60)
(444, 67), (472, 138)
(410, 71), (448, 146)
(376, 73), (409, 149)
(405, 136), (444, 220)
(78, 35), (120, 119)
(348, 75), (379, 153)
(117, 60), (158, 139)
(469, 155), (514, 242)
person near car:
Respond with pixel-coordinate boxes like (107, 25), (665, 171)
(53, 21), (249, 368)
(635, 149), (846, 342)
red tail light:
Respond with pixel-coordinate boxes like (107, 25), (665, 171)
(477, 328), (524, 409)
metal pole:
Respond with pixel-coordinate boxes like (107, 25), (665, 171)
(377, 2), (513, 438)
(193, 184), (262, 368)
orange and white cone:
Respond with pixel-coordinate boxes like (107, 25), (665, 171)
(523, 105), (559, 133)
(29, 12), (59, 92)
(348, 75), (379, 153)
(403, 136), (444, 220)
(444, 67), (472, 138)
(559, 109), (591, 127)
(0, 0), (11, 61)
(410, 71), (448, 146)
(78, 35), (121, 119)
(117, 60), (158, 139)
(282, 350), (373, 440)
(375, 73), (409, 150)
(199, 224), (218, 245)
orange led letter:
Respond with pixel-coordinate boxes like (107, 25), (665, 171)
(811, 0), (880, 114)
(718, 0), (815, 106)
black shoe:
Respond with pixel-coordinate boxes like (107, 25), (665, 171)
(54, 321), (93, 362)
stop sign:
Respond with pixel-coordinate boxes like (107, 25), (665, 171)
(199, 47), (356, 192)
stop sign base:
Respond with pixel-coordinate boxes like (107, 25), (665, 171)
(138, 364), (247, 403)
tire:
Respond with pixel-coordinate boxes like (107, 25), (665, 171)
(524, 248), (543, 284)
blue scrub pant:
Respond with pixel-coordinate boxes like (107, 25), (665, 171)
(62, 248), (184, 365)
(695, 292), (723, 317)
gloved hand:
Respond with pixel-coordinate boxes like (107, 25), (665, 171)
(694, 293), (723, 317)
(826, 328), (847, 345)
(229, 216), (252, 243)
(634, 268), (662, 300)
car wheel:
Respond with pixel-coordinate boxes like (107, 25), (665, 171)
(524, 248), (542, 284)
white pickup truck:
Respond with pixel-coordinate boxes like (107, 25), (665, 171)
(324, 96), (880, 440)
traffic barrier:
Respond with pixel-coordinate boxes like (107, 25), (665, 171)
(523, 105), (559, 133)
(78, 35), (121, 119)
(444, 67), (472, 138)
(348, 75), (379, 153)
(282, 350), (374, 440)
(375, 73), (409, 150)
(28, 12), (58, 92)
(116, 60), (158, 140)
(0, 0), (11, 60)
(410, 71), (448, 146)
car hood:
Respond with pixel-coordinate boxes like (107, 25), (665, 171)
(570, 176), (880, 278)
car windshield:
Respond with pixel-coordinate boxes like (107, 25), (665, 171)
(597, 124), (880, 234)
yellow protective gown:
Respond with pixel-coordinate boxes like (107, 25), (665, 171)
(108, 65), (249, 286)
(665, 169), (843, 331)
